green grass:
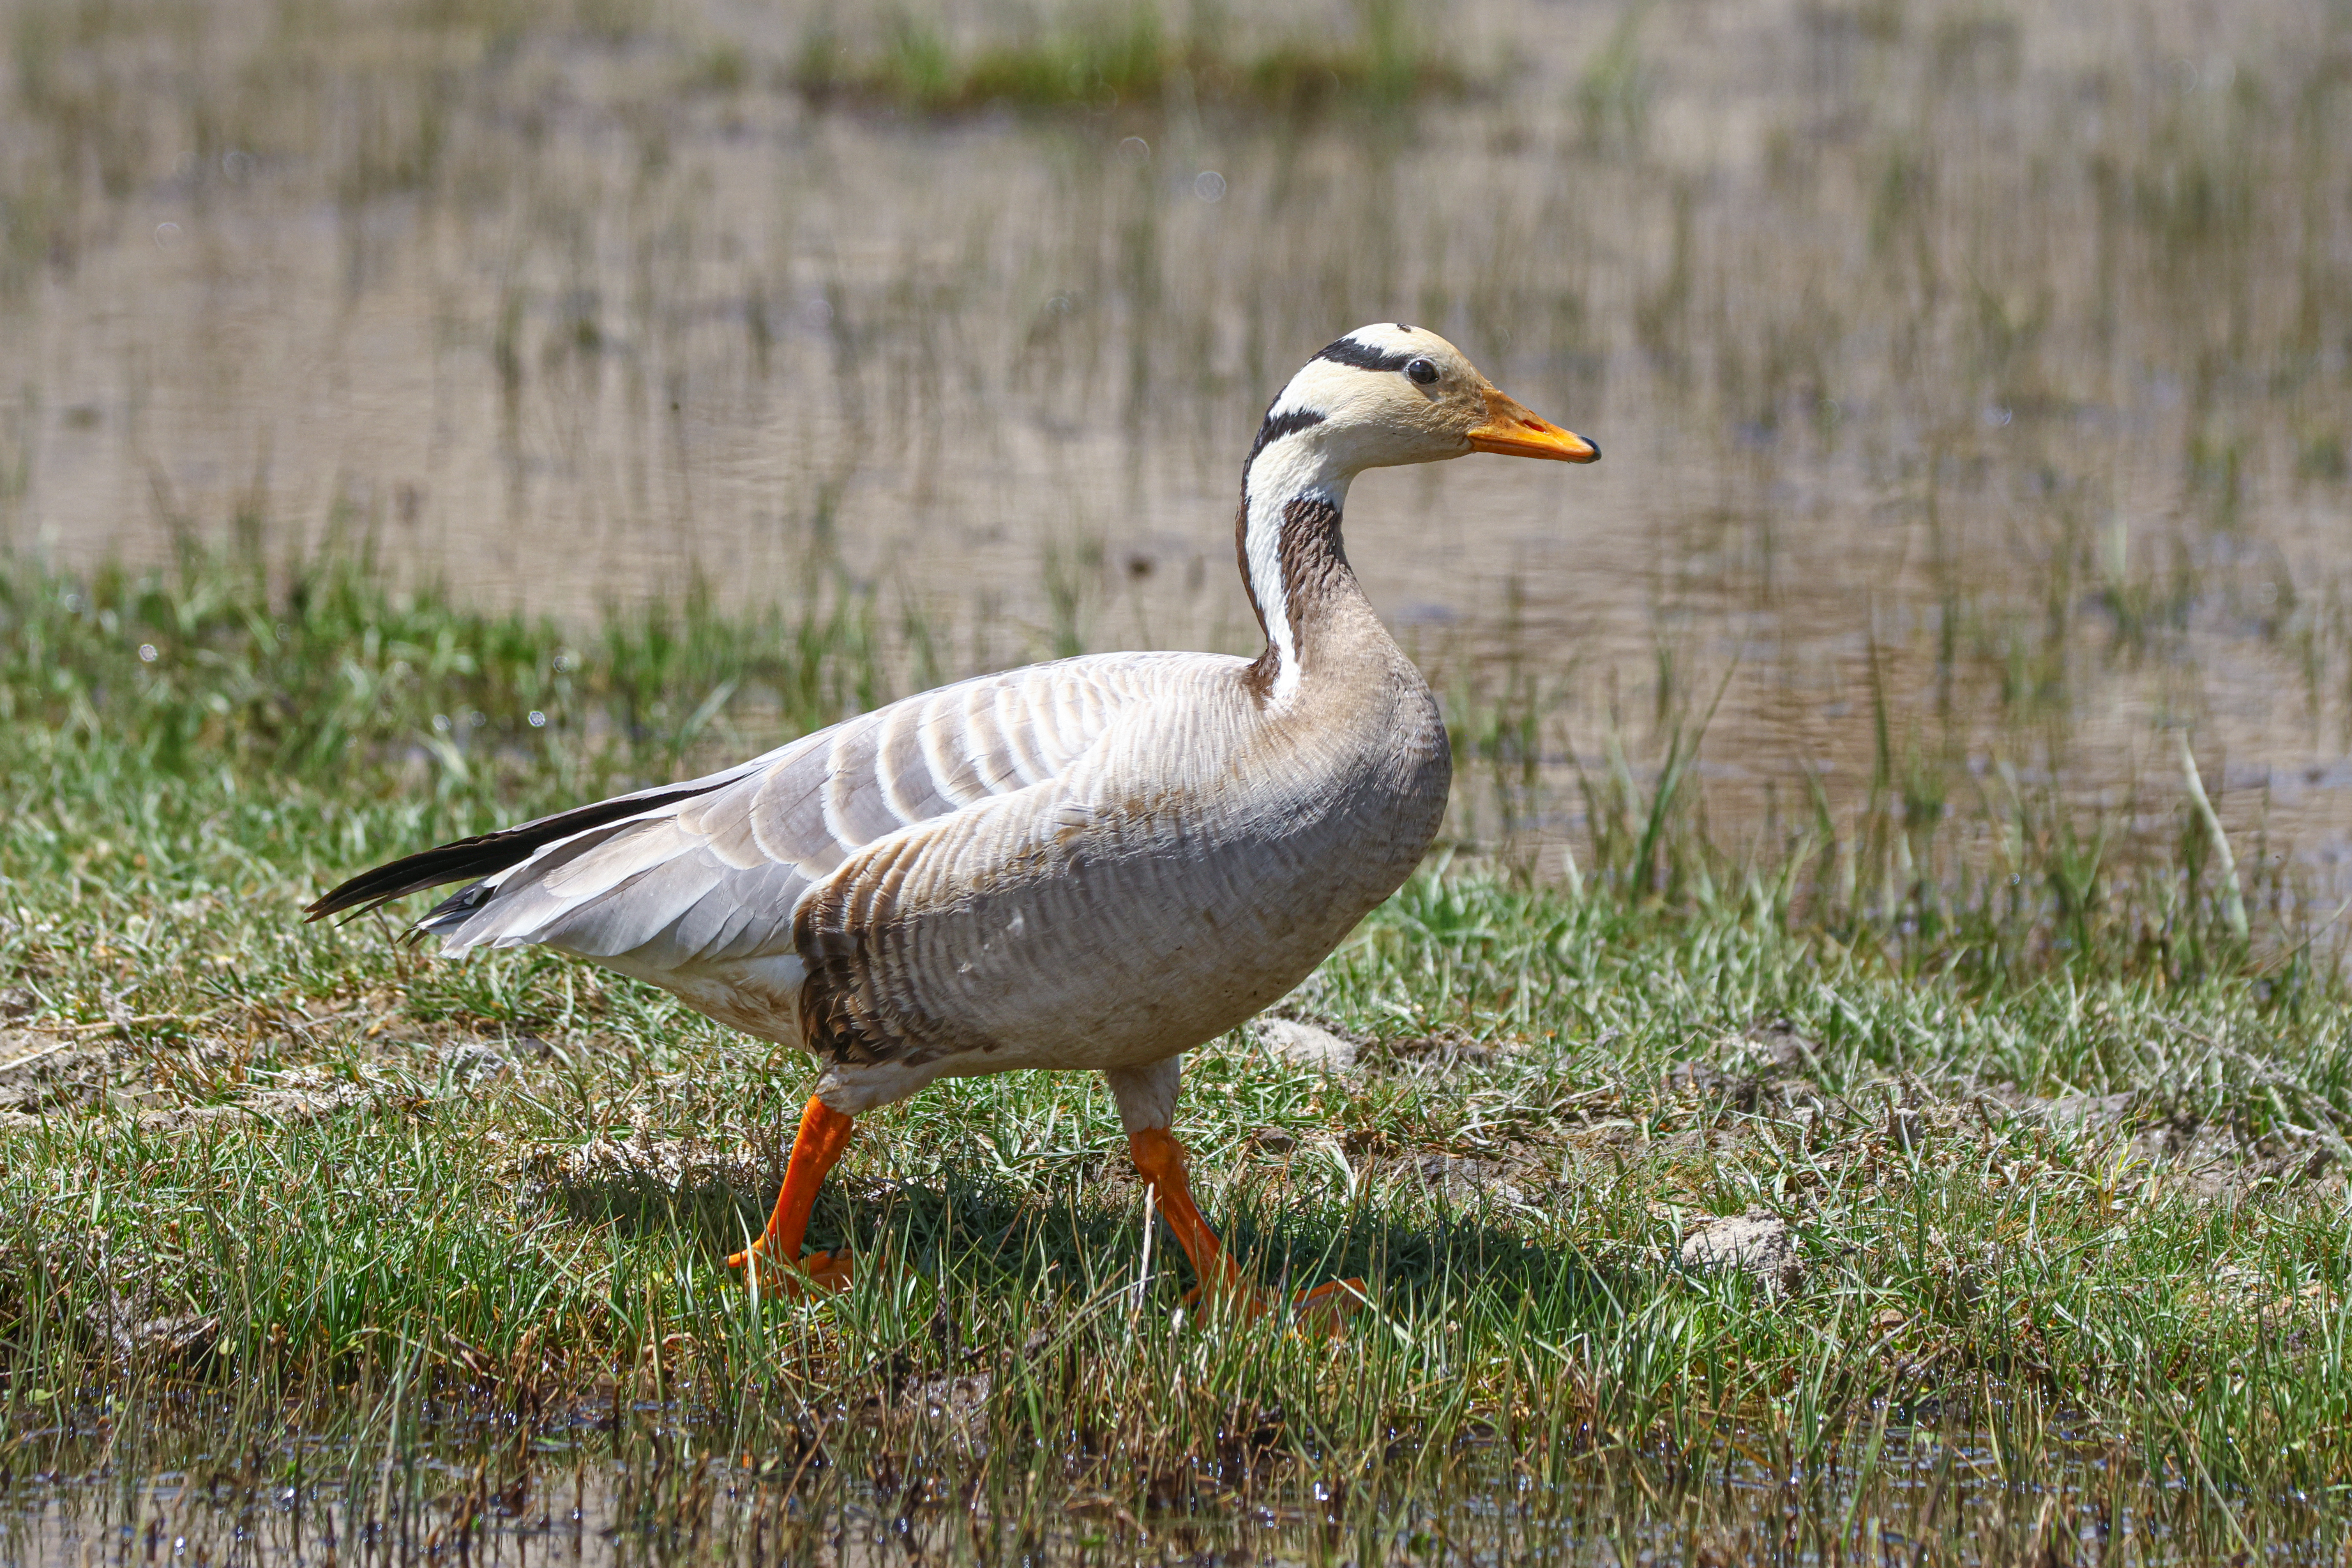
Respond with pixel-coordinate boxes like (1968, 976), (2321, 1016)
(3, 547), (2351, 1558)
(790, 0), (1466, 118)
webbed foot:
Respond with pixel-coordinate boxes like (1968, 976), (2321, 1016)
(1289, 1276), (1368, 1335)
(728, 1243), (859, 1297)
(1181, 1275), (1368, 1335)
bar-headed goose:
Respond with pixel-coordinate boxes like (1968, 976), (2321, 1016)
(309, 325), (1598, 1317)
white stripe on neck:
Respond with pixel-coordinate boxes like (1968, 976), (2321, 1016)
(1243, 430), (1353, 708)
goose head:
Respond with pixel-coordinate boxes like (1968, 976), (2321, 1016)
(1256, 323), (1600, 478)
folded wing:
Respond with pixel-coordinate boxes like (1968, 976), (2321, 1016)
(307, 653), (1235, 989)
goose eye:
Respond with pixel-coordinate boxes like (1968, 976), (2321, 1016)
(1405, 357), (1439, 386)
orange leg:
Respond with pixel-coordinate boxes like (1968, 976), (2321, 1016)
(1127, 1128), (1367, 1332)
(729, 1095), (858, 1294)
(1128, 1128), (1254, 1305)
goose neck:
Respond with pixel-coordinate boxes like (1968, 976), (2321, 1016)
(1237, 429), (1373, 706)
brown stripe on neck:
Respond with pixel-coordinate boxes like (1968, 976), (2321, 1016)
(1233, 404), (1326, 642)
(1275, 496), (1349, 627)
(1241, 495), (1349, 703)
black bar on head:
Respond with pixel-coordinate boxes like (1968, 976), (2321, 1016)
(1314, 336), (1416, 374)
(1247, 406), (1326, 464)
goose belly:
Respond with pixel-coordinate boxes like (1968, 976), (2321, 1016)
(953, 814), (1428, 1073)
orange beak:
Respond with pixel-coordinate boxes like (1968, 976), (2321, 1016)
(1466, 387), (1600, 463)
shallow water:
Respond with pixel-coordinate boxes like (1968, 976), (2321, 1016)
(6, 0), (2350, 896)
(0, 1407), (2303, 1566)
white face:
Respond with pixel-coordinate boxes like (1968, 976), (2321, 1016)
(1262, 324), (1598, 471)
(1237, 327), (1599, 707)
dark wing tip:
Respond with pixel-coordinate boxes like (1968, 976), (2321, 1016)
(301, 777), (729, 932)
(302, 835), (506, 923)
